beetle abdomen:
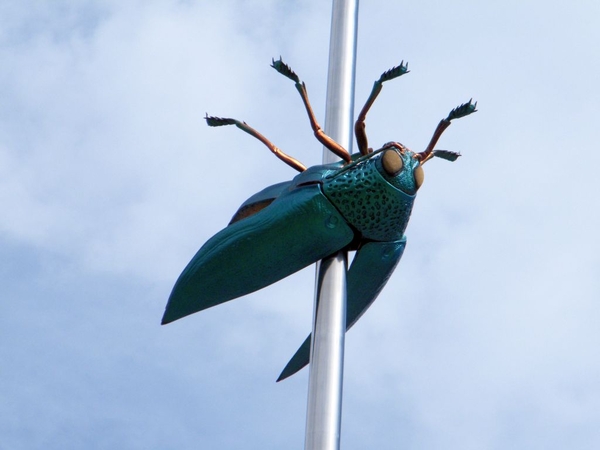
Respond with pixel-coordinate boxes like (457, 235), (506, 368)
(323, 159), (415, 242)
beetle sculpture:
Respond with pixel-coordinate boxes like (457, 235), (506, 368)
(162, 58), (476, 381)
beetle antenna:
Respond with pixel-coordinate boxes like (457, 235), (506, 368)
(417, 99), (477, 163)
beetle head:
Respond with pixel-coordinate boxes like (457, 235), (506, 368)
(376, 99), (478, 194)
(376, 144), (424, 196)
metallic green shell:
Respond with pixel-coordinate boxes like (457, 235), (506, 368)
(322, 149), (418, 242)
(278, 237), (407, 381)
(163, 145), (421, 382)
(162, 183), (354, 324)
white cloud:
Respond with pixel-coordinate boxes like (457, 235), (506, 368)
(2, 1), (600, 449)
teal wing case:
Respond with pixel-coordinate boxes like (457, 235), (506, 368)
(162, 184), (355, 325)
(277, 238), (406, 381)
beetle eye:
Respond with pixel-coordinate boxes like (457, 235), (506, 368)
(414, 164), (424, 189)
(382, 149), (403, 176)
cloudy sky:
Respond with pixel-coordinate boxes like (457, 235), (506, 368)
(1, 0), (599, 449)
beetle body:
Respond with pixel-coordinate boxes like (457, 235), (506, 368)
(162, 59), (476, 381)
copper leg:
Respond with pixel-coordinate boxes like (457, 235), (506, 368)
(271, 58), (352, 163)
(416, 99), (477, 163)
(354, 62), (410, 156)
(205, 115), (307, 172)
(294, 82), (352, 163)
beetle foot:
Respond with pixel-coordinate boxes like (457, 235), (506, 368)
(271, 57), (300, 83)
(433, 149), (461, 161)
(205, 115), (238, 127)
(446, 99), (478, 121)
(378, 61), (409, 83)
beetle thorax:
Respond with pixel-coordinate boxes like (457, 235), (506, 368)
(322, 156), (416, 242)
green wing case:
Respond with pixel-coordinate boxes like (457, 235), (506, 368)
(277, 238), (406, 381)
(162, 184), (355, 324)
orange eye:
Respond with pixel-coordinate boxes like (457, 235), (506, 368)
(382, 149), (403, 176)
(414, 165), (424, 189)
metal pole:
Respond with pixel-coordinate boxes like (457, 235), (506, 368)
(304, 1), (358, 449)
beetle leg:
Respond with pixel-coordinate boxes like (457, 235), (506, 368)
(416, 99), (477, 164)
(205, 115), (307, 172)
(271, 58), (352, 163)
(354, 84), (382, 156)
(294, 81), (352, 163)
(355, 62), (410, 156)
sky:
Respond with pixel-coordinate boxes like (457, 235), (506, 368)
(1, 0), (599, 449)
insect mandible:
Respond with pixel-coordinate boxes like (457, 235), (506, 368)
(162, 58), (477, 381)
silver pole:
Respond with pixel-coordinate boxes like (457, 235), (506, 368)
(304, 1), (358, 449)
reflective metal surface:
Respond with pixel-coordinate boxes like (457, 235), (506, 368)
(305, 254), (348, 450)
(304, 0), (358, 449)
(322, 0), (359, 165)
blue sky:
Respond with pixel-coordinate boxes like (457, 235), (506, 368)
(1, 0), (599, 449)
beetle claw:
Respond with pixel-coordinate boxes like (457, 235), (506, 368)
(446, 99), (478, 121)
(205, 115), (237, 127)
(378, 61), (410, 83)
(271, 57), (300, 83)
(433, 150), (461, 161)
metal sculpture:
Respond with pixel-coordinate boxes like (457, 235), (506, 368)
(161, 58), (476, 381)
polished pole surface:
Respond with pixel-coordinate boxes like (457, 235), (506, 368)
(304, 0), (358, 449)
